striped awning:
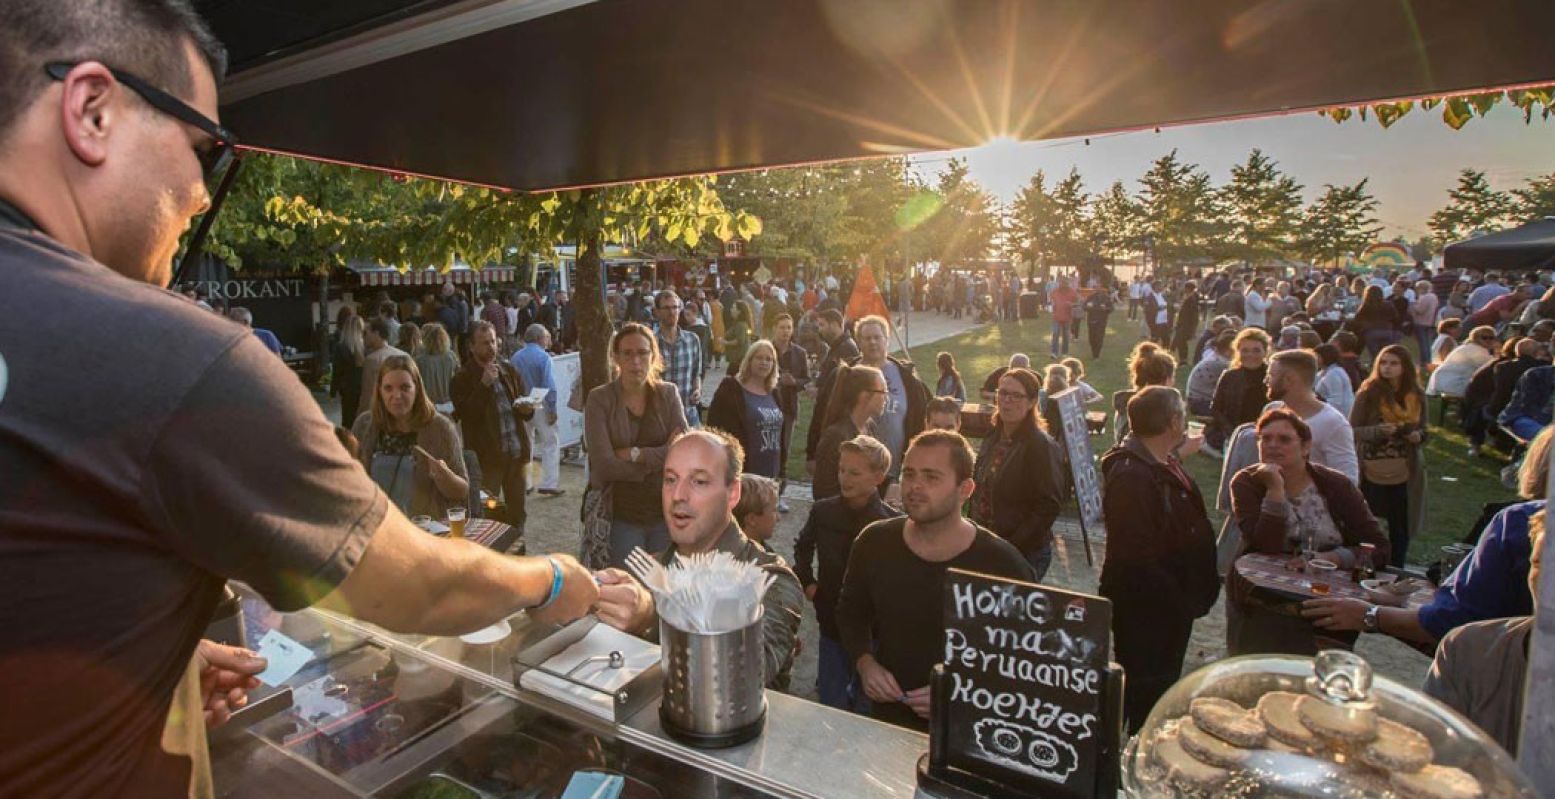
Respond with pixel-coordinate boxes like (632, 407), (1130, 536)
(351, 265), (517, 287)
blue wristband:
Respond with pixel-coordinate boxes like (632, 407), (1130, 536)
(536, 556), (564, 609)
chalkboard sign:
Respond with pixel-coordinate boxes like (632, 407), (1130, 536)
(936, 569), (1113, 798)
(1051, 386), (1104, 563)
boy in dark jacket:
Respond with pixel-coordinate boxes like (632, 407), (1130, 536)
(1099, 387), (1220, 732)
(794, 435), (900, 712)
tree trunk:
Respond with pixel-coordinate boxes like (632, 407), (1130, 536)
(573, 190), (612, 399)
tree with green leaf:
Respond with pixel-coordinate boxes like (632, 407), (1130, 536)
(709, 158), (919, 266)
(1512, 172), (1555, 223)
(1047, 169), (1091, 267)
(204, 154), (760, 395)
(1008, 169), (1055, 269)
(1136, 150), (1225, 269)
(1086, 179), (1144, 261)
(1298, 179), (1381, 265)
(1218, 149), (1304, 266)
(918, 158), (1000, 269)
(1007, 169), (1091, 269)
(1428, 169), (1514, 244)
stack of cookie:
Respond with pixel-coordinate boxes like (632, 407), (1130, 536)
(1138, 693), (1485, 799)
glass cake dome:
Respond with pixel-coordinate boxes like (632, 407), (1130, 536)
(1120, 650), (1536, 798)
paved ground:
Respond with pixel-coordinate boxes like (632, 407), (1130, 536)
(320, 306), (1430, 702)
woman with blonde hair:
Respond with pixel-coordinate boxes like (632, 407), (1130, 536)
(707, 339), (786, 478)
(583, 323), (690, 567)
(1112, 341), (1178, 443)
(331, 314), (366, 427)
(971, 367), (1066, 579)
(415, 322), (459, 406)
(351, 354), (468, 517)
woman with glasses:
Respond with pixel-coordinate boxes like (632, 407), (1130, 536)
(1227, 408), (1390, 655)
(351, 355), (469, 518)
(969, 368), (1067, 580)
(1352, 345), (1428, 566)
(1427, 324), (1498, 397)
(707, 340), (785, 479)
(583, 323), (690, 568)
(811, 364), (887, 502)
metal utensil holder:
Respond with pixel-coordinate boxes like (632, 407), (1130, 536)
(657, 609), (766, 748)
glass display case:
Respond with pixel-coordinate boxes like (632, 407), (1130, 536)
(210, 588), (927, 799)
(1120, 650), (1537, 798)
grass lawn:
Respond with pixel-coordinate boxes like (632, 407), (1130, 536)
(785, 313), (1517, 567)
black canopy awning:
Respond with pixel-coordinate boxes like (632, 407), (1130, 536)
(199, 0), (1555, 191)
(1443, 218), (1555, 273)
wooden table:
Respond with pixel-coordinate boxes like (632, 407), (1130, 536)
(462, 517), (523, 553)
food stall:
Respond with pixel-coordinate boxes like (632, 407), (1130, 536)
(210, 587), (928, 799)
(185, 1), (1555, 795)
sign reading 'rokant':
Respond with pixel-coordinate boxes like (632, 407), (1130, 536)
(941, 569), (1112, 798)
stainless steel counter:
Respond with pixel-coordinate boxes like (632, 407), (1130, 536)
(215, 590), (930, 798)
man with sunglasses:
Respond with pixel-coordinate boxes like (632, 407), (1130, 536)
(0, 3), (598, 796)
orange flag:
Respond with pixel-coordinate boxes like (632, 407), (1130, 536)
(845, 265), (892, 325)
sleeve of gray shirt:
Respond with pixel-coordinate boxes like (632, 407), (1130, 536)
(142, 335), (389, 611)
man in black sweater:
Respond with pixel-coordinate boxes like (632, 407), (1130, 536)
(836, 431), (1033, 730)
(1097, 387), (1220, 732)
(794, 435), (901, 712)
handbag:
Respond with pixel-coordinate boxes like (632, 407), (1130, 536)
(578, 482), (614, 570)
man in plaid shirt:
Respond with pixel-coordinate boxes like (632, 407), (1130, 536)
(653, 289), (705, 426)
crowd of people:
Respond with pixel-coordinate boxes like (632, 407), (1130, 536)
(1087, 261), (1551, 747)
(192, 250), (1555, 752)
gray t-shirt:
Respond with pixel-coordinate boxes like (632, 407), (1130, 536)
(875, 360), (910, 476)
(0, 208), (387, 797)
(1422, 615), (1531, 755)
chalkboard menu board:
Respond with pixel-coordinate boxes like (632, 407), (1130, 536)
(1051, 386), (1104, 558)
(938, 568), (1113, 798)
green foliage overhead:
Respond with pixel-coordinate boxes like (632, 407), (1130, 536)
(196, 153), (761, 274)
(1318, 85), (1554, 129)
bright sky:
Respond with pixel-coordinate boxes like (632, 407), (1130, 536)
(910, 104), (1553, 241)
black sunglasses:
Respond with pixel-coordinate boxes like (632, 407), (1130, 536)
(44, 61), (237, 179)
